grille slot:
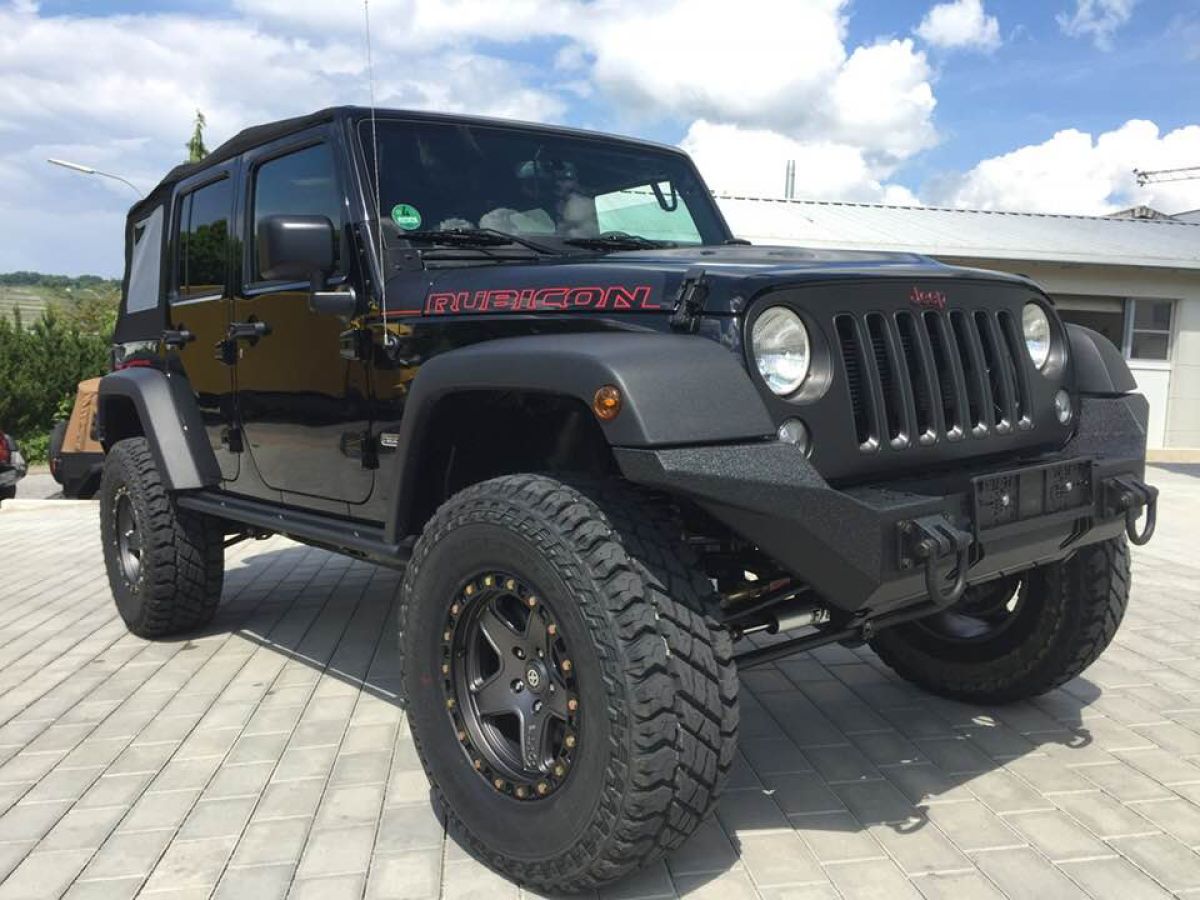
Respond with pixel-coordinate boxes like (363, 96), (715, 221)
(836, 308), (1028, 453)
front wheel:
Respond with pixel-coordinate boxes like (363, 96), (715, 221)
(399, 475), (737, 892)
(871, 536), (1130, 703)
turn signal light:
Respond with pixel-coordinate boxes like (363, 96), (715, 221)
(593, 385), (622, 421)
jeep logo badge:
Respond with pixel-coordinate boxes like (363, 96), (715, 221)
(910, 286), (948, 310)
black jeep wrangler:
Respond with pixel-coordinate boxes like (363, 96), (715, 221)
(97, 106), (1157, 891)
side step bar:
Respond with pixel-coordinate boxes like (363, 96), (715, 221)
(177, 491), (411, 568)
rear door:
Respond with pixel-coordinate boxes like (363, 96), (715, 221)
(232, 129), (374, 506)
(167, 167), (238, 481)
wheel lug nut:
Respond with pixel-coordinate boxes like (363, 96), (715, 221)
(515, 785), (528, 798)
(561, 658), (572, 673)
(473, 759), (482, 770)
(450, 603), (460, 616)
(536, 782), (549, 795)
(554, 763), (566, 777)
(443, 631), (451, 641)
(446, 698), (456, 709)
(514, 648), (525, 659)
(547, 623), (557, 636)
(526, 596), (537, 608)
(456, 730), (466, 741)
(513, 680), (524, 693)
(493, 778), (505, 790)
(441, 664), (449, 674)
(505, 578), (515, 590)
(567, 698), (579, 712)
(565, 734), (577, 749)
(484, 575), (494, 587)
(533, 700), (544, 713)
(465, 584), (475, 596)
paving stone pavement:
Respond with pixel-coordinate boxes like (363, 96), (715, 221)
(0, 465), (1196, 899)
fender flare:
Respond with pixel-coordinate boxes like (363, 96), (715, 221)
(389, 332), (774, 536)
(1067, 323), (1137, 395)
(97, 367), (221, 491)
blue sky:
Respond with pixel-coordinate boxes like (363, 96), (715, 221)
(2, 0), (1199, 276)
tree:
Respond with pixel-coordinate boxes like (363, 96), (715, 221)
(186, 109), (209, 163)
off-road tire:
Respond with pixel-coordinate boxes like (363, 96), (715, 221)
(871, 536), (1130, 703)
(399, 474), (738, 892)
(99, 437), (224, 638)
(0, 485), (13, 503)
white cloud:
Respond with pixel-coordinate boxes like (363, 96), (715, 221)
(680, 120), (919, 205)
(915, 0), (1001, 51)
(934, 119), (1200, 215)
(1057, 0), (1137, 51)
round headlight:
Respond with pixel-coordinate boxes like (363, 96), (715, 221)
(1023, 303), (1052, 370)
(752, 307), (811, 396)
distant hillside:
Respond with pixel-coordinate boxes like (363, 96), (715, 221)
(0, 272), (120, 327)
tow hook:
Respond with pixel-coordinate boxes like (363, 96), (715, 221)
(1102, 476), (1158, 545)
(898, 516), (973, 606)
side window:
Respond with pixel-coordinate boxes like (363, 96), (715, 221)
(252, 143), (343, 282)
(176, 178), (232, 301)
(126, 206), (164, 313)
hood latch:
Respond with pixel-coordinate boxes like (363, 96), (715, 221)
(669, 266), (708, 333)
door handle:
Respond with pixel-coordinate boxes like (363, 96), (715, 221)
(228, 321), (271, 341)
(162, 328), (195, 348)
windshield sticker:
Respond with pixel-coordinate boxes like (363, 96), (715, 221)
(391, 203), (422, 231)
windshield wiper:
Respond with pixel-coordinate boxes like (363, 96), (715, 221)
(401, 227), (558, 254)
(563, 232), (673, 251)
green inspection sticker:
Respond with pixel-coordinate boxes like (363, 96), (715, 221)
(391, 203), (422, 231)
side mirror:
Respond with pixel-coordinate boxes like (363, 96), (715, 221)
(258, 215), (335, 285)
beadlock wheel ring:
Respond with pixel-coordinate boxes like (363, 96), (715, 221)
(441, 571), (581, 802)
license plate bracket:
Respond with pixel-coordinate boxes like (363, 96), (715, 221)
(972, 458), (1093, 532)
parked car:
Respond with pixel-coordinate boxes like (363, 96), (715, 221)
(94, 106), (1157, 892)
(0, 431), (27, 504)
(49, 378), (105, 499)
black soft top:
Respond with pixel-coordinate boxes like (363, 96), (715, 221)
(130, 105), (688, 222)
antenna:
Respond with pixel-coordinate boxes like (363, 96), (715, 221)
(1134, 165), (1200, 186)
(363, 0), (387, 323)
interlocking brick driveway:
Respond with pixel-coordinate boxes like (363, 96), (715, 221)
(0, 465), (1195, 899)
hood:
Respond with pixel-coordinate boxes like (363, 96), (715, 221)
(389, 244), (1034, 318)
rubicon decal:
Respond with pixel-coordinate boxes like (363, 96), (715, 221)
(909, 286), (948, 310)
(424, 284), (662, 315)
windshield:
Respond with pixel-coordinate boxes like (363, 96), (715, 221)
(359, 119), (727, 249)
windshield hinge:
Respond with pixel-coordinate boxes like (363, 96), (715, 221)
(669, 266), (708, 333)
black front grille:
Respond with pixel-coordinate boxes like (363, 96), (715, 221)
(834, 309), (1031, 452)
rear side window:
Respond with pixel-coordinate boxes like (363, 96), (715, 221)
(126, 206), (164, 313)
(252, 143), (343, 282)
(176, 178), (232, 301)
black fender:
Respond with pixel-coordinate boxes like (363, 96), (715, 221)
(1067, 323), (1137, 395)
(97, 367), (221, 491)
(389, 332), (774, 536)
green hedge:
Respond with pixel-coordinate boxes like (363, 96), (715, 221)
(0, 308), (111, 463)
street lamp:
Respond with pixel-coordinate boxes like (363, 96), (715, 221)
(46, 158), (143, 197)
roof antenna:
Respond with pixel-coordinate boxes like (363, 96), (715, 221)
(363, 0), (388, 325)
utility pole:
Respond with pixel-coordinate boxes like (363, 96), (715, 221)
(784, 160), (796, 199)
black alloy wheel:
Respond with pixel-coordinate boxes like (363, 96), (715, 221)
(443, 571), (581, 801)
(113, 487), (143, 586)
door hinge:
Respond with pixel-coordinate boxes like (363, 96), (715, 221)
(669, 266), (708, 333)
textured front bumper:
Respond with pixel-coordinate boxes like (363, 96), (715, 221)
(616, 394), (1151, 616)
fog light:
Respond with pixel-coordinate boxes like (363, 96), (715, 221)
(778, 418), (810, 455)
(1054, 389), (1072, 424)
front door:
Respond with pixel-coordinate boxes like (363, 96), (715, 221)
(232, 133), (374, 505)
(167, 167), (238, 481)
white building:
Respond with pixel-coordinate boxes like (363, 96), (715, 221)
(717, 196), (1200, 452)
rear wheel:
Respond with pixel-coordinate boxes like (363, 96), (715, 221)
(99, 437), (224, 638)
(399, 474), (737, 892)
(871, 536), (1130, 703)
(48, 421), (67, 485)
